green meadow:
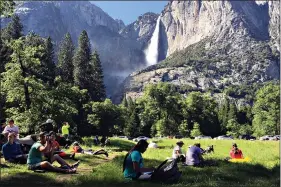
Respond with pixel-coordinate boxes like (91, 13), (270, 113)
(1, 138), (279, 187)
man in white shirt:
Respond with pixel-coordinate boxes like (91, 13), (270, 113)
(172, 141), (185, 162)
(3, 119), (19, 140)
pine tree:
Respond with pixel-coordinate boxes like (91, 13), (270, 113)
(73, 30), (91, 90)
(41, 36), (56, 84)
(58, 32), (75, 83)
(90, 51), (106, 101)
(125, 108), (140, 137)
(228, 103), (237, 121)
(190, 122), (202, 137)
(2, 14), (23, 41)
(0, 0), (15, 17)
(121, 95), (128, 107)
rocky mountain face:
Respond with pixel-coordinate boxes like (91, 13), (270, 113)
(2, 1), (158, 96)
(2, 1), (279, 102)
(116, 0), (280, 103)
(119, 12), (159, 49)
(268, 0), (280, 50)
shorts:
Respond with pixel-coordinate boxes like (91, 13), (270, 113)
(28, 163), (42, 170)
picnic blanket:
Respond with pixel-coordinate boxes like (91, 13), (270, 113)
(229, 156), (251, 163)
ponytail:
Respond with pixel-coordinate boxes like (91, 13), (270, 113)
(122, 140), (148, 172)
(122, 144), (137, 172)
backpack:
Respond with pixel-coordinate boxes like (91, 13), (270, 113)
(151, 159), (182, 184)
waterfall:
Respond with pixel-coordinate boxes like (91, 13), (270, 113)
(145, 16), (161, 66)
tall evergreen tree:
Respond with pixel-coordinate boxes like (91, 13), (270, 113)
(73, 30), (91, 90)
(2, 14), (23, 41)
(125, 108), (141, 137)
(121, 95), (128, 107)
(0, 0), (15, 17)
(58, 32), (75, 83)
(90, 51), (106, 101)
(41, 36), (56, 84)
(73, 30), (92, 135)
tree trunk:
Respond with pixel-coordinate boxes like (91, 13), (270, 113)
(18, 52), (31, 109)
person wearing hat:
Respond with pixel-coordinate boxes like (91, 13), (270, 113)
(27, 131), (79, 173)
(172, 141), (185, 162)
(229, 143), (243, 159)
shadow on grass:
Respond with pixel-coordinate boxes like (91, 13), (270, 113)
(69, 156), (280, 187)
(1, 155), (279, 187)
(1, 172), (63, 187)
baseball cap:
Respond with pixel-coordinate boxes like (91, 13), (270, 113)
(46, 119), (53, 123)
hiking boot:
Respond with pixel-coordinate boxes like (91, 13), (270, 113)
(71, 160), (80, 169)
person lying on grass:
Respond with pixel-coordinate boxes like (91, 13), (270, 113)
(172, 141), (185, 162)
(123, 139), (155, 180)
(2, 133), (27, 164)
(27, 132), (79, 174)
(44, 131), (76, 160)
(71, 141), (108, 157)
(229, 143), (243, 159)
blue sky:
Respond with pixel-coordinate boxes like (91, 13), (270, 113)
(91, 1), (168, 25)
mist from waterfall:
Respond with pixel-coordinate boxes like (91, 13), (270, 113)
(145, 16), (161, 66)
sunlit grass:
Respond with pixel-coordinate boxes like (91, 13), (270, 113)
(1, 138), (279, 187)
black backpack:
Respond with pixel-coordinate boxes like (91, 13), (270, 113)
(151, 159), (182, 184)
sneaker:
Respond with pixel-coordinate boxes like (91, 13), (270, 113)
(66, 168), (76, 174)
(71, 160), (80, 169)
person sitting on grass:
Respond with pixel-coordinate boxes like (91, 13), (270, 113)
(185, 143), (204, 166)
(2, 133), (27, 164)
(230, 143), (243, 159)
(72, 141), (108, 157)
(2, 119), (20, 140)
(44, 132), (76, 160)
(27, 132), (79, 173)
(123, 140), (155, 180)
(172, 141), (185, 162)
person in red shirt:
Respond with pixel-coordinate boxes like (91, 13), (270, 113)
(230, 143), (243, 159)
(72, 141), (108, 157)
(44, 131), (76, 160)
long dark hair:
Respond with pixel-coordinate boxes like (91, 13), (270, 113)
(122, 140), (149, 172)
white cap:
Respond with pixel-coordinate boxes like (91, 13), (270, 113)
(46, 119), (53, 123)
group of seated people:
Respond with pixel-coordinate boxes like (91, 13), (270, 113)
(0, 118), (110, 174)
(122, 140), (245, 181)
(172, 141), (244, 166)
(94, 135), (111, 146)
(1, 130), (79, 173)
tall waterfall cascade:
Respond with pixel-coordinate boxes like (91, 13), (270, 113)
(145, 16), (161, 66)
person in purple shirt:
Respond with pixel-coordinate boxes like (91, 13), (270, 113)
(185, 143), (204, 166)
(2, 133), (27, 164)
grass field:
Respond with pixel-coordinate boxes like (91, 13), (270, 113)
(1, 138), (280, 187)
